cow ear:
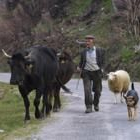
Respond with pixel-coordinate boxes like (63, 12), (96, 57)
(25, 60), (34, 73)
(25, 60), (34, 65)
(7, 59), (12, 65)
(28, 64), (33, 69)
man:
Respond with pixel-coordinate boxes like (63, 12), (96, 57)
(78, 35), (105, 113)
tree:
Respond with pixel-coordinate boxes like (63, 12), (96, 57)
(125, 0), (140, 44)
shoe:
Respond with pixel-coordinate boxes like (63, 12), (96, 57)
(85, 108), (92, 113)
(94, 105), (99, 112)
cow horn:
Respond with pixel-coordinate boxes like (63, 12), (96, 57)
(2, 49), (12, 58)
(57, 52), (61, 56)
(24, 52), (31, 59)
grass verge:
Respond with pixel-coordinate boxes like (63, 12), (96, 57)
(0, 82), (40, 139)
(0, 82), (67, 140)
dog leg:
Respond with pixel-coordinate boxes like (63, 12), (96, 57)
(128, 107), (132, 121)
(133, 108), (136, 121)
(131, 108), (135, 121)
(128, 107), (131, 121)
(130, 107), (134, 121)
(133, 106), (137, 121)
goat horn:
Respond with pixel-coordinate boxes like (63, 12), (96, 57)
(2, 49), (12, 58)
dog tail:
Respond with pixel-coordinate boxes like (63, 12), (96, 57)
(131, 82), (134, 90)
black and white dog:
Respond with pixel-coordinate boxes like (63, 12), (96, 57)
(124, 82), (139, 121)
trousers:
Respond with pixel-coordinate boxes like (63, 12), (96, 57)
(82, 69), (102, 108)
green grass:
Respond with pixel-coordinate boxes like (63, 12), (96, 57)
(68, 0), (93, 16)
(0, 82), (67, 139)
(121, 48), (135, 63)
(102, 0), (112, 13)
(63, 0), (112, 47)
(0, 83), (42, 139)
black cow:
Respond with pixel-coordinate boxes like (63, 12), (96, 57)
(53, 51), (75, 112)
(2, 46), (69, 122)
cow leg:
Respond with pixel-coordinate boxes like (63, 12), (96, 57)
(41, 85), (54, 118)
(41, 94), (49, 117)
(53, 86), (61, 112)
(41, 97), (45, 118)
(34, 90), (42, 119)
(42, 94), (51, 117)
(42, 86), (53, 116)
(18, 87), (30, 122)
(48, 93), (53, 112)
(22, 96), (30, 122)
(45, 90), (53, 115)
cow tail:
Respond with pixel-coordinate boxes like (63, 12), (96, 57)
(56, 77), (72, 94)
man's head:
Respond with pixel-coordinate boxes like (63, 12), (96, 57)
(85, 35), (95, 48)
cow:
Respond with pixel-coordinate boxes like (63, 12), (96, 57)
(2, 46), (70, 122)
(53, 51), (75, 112)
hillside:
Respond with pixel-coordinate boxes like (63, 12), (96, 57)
(0, 0), (140, 81)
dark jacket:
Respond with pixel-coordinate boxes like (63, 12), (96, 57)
(79, 47), (105, 70)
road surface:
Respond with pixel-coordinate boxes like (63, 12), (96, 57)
(0, 73), (140, 140)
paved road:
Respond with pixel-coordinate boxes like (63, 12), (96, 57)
(0, 73), (10, 83)
(1, 73), (140, 140)
(30, 79), (140, 140)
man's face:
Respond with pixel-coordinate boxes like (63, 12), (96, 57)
(86, 38), (94, 48)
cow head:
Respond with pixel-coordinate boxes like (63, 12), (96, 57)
(58, 51), (72, 63)
(2, 49), (34, 85)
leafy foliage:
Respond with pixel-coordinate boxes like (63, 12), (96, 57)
(68, 0), (93, 16)
(121, 48), (135, 63)
(0, 0), (140, 80)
